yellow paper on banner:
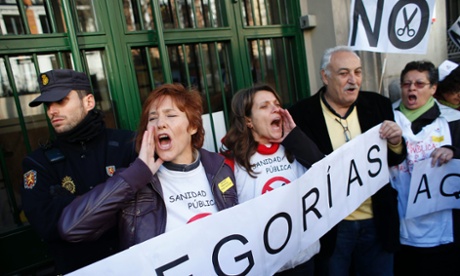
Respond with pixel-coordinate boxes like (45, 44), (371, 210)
(432, 135), (444, 143)
(218, 177), (234, 193)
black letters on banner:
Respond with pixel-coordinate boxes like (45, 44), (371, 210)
(327, 166), (333, 208)
(155, 255), (190, 276)
(367, 145), (382, 177)
(347, 160), (363, 196)
(212, 234), (254, 276)
(264, 213), (292, 254)
(350, 0), (384, 47)
(413, 174), (431, 203)
(350, 0), (430, 50)
(302, 187), (322, 232)
(439, 173), (460, 199)
(388, 0), (429, 49)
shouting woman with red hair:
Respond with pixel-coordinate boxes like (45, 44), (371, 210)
(58, 83), (238, 255)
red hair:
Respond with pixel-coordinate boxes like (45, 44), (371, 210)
(135, 83), (204, 152)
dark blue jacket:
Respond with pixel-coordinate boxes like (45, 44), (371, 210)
(21, 128), (136, 274)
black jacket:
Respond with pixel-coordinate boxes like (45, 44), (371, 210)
(288, 88), (406, 256)
(21, 127), (136, 274)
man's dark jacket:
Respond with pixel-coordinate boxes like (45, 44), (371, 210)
(288, 88), (406, 257)
(22, 125), (136, 274)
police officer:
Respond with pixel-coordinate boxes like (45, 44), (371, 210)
(21, 69), (137, 274)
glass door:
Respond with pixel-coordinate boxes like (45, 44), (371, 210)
(118, 0), (308, 151)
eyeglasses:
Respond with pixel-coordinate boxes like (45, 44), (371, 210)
(335, 118), (351, 142)
(401, 81), (431, 89)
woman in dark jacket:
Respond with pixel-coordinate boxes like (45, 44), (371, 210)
(58, 84), (238, 251)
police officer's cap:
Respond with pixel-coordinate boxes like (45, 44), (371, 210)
(29, 69), (91, 107)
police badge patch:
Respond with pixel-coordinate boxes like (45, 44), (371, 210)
(62, 176), (76, 194)
(41, 73), (49, 85)
(106, 165), (116, 177)
(24, 170), (37, 189)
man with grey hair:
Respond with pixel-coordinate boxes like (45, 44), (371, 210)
(288, 46), (405, 275)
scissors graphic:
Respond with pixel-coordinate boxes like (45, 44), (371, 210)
(397, 7), (416, 37)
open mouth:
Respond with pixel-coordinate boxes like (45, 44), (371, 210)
(271, 118), (282, 129)
(407, 94), (417, 105)
(157, 133), (172, 150)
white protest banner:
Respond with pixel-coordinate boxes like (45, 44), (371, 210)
(448, 16), (460, 50)
(406, 159), (460, 219)
(348, 0), (435, 54)
(68, 125), (389, 276)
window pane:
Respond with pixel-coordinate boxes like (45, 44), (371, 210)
(27, 0), (48, 34)
(249, 39), (269, 83)
(84, 50), (117, 128)
(123, 0), (154, 31)
(0, 58), (12, 100)
(123, 0), (224, 31)
(11, 56), (38, 98)
(131, 47), (165, 103)
(168, 42), (233, 113)
(241, 0), (290, 26)
(1, 3), (25, 35)
(249, 38), (297, 106)
(4, 14), (24, 34)
(0, 0), (65, 35)
(160, 0), (223, 29)
(38, 14), (50, 33)
(74, 0), (98, 32)
(37, 52), (67, 73)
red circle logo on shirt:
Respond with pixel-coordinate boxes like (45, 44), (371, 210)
(262, 176), (291, 194)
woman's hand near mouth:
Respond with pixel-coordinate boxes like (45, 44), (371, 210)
(268, 109), (296, 143)
(139, 126), (164, 174)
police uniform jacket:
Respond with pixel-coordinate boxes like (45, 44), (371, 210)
(58, 148), (238, 250)
(288, 88), (406, 256)
(21, 116), (136, 274)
